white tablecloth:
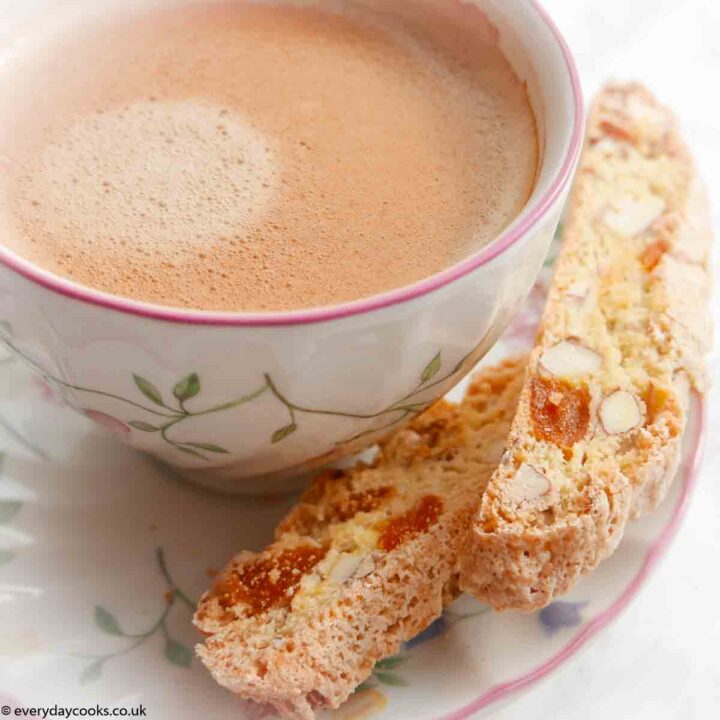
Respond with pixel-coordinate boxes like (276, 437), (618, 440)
(488, 2), (720, 718)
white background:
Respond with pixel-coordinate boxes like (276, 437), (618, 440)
(488, 2), (720, 718)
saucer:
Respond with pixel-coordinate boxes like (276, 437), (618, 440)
(0, 238), (705, 719)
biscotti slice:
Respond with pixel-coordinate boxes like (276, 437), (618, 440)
(194, 357), (525, 720)
(460, 83), (712, 611)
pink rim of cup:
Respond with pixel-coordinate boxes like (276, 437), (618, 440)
(0, 0), (584, 327)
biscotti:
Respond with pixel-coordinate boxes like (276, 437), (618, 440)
(459, 83), (712, 611)
(194, 357), (525, 720)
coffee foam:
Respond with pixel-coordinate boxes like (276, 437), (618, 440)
(12, 100), (276, 304)
(1, 0), (538, 311)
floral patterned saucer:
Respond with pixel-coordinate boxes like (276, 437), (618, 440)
(0, 243), (706, 719)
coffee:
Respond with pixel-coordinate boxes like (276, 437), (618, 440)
(0, 1), (538, 312)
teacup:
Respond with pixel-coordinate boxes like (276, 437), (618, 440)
(0, 0), (583, 493)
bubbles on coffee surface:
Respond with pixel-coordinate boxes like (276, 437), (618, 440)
(1, 0), (538, 311)
(12, 98), (278, 306)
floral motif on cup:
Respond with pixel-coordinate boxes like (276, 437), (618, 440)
(0, 321), (475, 461)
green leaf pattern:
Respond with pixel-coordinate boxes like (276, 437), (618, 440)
(0, 500), (21, 523)
(2, 337), (468, 462)
(94, 605), (123, 636)
(374, 671), (408, 687)
(123, 351), (462, 454)
(74, 548), (196, 681)
(79, 659), (104, 685)
(165, 638), (193, 667)
(369, 655), (409, 687)
(133, 375), (165, 407)
(175, 446), (208, 459)
(173, 373), (200, 402)
(272, 423), (297, 444)
(182, 442), (229, 454)
(421, 351), (442, 383)
(129, 420), (160, 432)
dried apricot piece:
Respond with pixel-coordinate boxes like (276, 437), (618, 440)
(644, 382), (670, 425)
(378, 495), (443, 551)
(529, 375), (590, 448)
(327, 486), (394, 523)
(213, 546), (326, 616)
(599, 118), (634, 143)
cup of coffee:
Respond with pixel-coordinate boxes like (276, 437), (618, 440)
(0, 0), (582, 492)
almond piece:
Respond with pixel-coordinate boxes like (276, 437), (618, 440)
(603, 195), (666, 237)
(599, 390), (643, 435)
(353, 555), (375, 579)
(327, 554), (363, 584)
(539, 340), (602, 379)
(506, 464), (551, 504)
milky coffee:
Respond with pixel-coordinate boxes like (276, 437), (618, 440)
(0, 1), (538, 312)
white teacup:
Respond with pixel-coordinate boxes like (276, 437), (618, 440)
(0, 0), (583, 492)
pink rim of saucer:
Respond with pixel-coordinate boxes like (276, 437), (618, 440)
(0, 0), (584, 328)
(438, 394), (707, 720)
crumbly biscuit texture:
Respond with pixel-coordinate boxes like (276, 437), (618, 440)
(195, 357), (526, 719)
(460, 83), (711, 611)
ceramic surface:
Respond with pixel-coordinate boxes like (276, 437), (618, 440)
(0, 251), (705, 718)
